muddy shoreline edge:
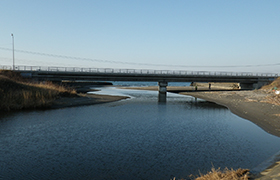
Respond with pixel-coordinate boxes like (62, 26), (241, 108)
(180, 91), (280, 179)
(50, 93), (129, 109)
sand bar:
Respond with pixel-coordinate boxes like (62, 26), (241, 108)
(50, 94), (129, 109)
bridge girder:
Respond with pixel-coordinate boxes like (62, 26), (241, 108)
(19, 70), (276, 90)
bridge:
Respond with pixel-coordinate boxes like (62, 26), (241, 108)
(1, 65), (278, 100)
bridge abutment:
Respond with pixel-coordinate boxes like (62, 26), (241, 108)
(254, 80), (271, 89)
(239, 80), (270, 90)
(239, 83), (254, 90)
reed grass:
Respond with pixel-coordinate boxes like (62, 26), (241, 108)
(194, 167), (250, 180)
(172, 167), (250, 180)
(0, 71), (76, 111)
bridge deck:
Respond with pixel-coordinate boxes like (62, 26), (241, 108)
(8, 65), (277, 83)
(1, 66), (278, 90)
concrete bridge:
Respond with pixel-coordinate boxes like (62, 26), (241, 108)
(1, 65), (278, 101)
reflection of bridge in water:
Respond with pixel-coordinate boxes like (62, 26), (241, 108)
(2, 65), (279, 101)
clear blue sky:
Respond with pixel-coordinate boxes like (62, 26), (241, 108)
(0, 0), (279, 73)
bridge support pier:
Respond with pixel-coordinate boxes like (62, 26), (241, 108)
(158, 82), (168, 102)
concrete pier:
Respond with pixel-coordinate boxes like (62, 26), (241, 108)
(158, 82), (168, 102)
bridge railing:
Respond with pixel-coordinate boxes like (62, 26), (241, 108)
(1, 65), (279, 78)
(0, 65), (12, 70)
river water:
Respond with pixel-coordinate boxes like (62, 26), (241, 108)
(1, 85), (280, 180)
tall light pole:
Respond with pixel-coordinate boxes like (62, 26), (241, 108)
(11, 33), (15, 70)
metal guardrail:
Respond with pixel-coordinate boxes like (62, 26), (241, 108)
(0, 65), (12, 70)
(1, 65), (279, 78)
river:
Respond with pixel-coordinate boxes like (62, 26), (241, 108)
(0, 85), (280, 179)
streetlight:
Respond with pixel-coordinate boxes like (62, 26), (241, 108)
(11, 33), (15, 70)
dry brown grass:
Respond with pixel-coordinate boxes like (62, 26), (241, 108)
(172, 167), (250, 180)
(264, 94), (280, 106)
(194, 167), (250, 180)
(259, 77), (280, 106)
(0, 71), (76, 111)
(261, 77), (280, 90)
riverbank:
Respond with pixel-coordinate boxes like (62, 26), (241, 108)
(0, 70), (128, 111)
(180, 90), (280, 137)
(0, 73), (75, 111)
(180, 90), (280, 179)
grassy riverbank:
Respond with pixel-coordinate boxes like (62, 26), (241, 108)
(0, 70), (129, 111)
(0, 70), (76, 111)
(188, 167), (250, 180)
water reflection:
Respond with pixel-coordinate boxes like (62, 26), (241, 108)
(186, 99), (227, 110)
(158, 93), (167, 103)
(0, 88), (280, 180)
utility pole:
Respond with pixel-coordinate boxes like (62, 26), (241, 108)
(11, 33), (15, 70)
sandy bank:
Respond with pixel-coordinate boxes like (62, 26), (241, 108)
(180, 91), (280, 138)
(119, 86), (280, 137)
(121, 85), (280, 178)
(180, 90), (280, 179)
(50, 94), (129, 109)
(119, 85), (236, 92)
(120, 86), (280, 137)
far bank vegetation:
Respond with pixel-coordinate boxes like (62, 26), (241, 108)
(0, 70), (76, 111)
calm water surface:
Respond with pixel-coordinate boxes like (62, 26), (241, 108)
(1, 87), (280, 180)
